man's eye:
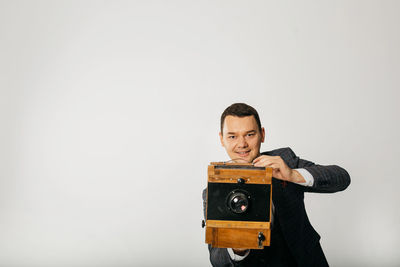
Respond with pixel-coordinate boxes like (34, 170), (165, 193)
(247, 133), (255, 137)
(228, 136), (236, 139)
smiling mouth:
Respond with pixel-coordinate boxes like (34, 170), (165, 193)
(236, 151), (250, 157)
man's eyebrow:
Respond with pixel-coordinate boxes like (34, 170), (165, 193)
(226, 130), (256, 135)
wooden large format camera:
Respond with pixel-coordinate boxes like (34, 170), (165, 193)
(204, 162), (273, 249)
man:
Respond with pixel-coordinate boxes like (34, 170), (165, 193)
(203, 103), (350, 266)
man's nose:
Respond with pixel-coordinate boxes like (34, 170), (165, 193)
(237, 136), (248, 148)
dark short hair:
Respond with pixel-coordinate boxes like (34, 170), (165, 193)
(220, 103), (262, 134)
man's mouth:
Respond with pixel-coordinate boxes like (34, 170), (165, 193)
(236, 150), (250, 157)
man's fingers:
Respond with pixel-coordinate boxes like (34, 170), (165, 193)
(269, 163), (281, 169)
(253, 155), (274, 163)
(253, 157), (279, 167)
(252, 155), (291, 180)
(252, 156), (263, 163)
(253, 160), (266, 167)
(253, 157), (269, 166)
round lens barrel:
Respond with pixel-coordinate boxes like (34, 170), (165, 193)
(228, 192), (249, 214)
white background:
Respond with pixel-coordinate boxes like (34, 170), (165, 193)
(1, 1), (399, 266)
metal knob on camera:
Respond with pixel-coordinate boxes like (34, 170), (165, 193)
(258, 232), (265, 248)
(237, 178), (245, 184)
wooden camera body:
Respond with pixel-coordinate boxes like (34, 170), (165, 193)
(205, 162), (273, 249)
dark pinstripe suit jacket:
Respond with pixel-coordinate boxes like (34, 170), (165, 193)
(203, 147), (351, 267)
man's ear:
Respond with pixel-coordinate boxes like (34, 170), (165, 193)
(261, 127), (265, 143)
(219, 132), (225, 147)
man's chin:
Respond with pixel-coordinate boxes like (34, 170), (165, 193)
(230, 155), (252, 163)
(232, 158), (249, 163)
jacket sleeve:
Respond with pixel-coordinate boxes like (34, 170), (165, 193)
(288, 148), (351, 193)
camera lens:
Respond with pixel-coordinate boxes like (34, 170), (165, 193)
(227, 191), (249, 214)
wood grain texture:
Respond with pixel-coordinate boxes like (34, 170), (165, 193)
(208, 164), (272, 184)
(205, 227), (271, 249)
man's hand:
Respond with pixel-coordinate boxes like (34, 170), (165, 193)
(253, 155), (305, 183)
(232, 248), (249, 256)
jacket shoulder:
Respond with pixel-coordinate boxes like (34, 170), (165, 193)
(262, 147), (296, 158)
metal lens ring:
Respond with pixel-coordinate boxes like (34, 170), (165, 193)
(227, 190), (250, 214)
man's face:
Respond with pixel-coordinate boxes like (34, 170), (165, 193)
(219, 115), (265, 163)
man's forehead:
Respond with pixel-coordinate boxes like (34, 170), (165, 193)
(222, 115), (258, 133)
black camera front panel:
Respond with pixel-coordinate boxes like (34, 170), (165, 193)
(207, 182), (271, 222)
